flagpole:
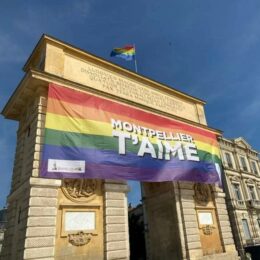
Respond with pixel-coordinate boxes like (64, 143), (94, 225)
(133, 44), (138, 73)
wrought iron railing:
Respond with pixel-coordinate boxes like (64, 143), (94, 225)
(246, 199), (260, 209)
(234, 199), (246, 209)
(246, 237), (260, 246)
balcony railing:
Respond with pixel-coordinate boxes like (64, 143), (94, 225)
(246, 237), (260, 246)
(246, 199), (260, 209)
(233, 199), (247, 209)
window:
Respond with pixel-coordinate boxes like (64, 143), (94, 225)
(251, 161), (258, 175)
(240, 157), (248, 171)
(27, 125), (31, 137)
(232, 183), (243, 200)
(257, 218), (260, 229)
(242, 219), (251, 240)
(248, 186), (256, 200)
(225, 153), (233, 168)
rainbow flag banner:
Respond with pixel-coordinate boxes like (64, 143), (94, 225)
(40, 84), (222, 183)
(110, 45), (135, 61)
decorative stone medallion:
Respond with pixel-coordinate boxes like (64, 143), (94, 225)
(194, 183), (211, 206)
(62, 179), (97, 202)
(202, 225), (214, 236)
(68, 231), (92, 246)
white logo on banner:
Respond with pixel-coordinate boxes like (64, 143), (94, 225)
(48, 159), (85, 173)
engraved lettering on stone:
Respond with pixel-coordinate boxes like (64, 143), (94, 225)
(68, 231), (92, 246)
(80, 67), (185, 113)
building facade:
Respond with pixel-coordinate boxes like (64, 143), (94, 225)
(0, 208), (7, 254)
(219, 137), (260, 258)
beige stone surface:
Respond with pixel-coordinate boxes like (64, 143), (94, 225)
(54, 180), (104, 260)
(30, 187), (58, 197)
(63, 55), (201, 124)
(24, 247), (54, 259)
(105, 200), (125, 208)
(30, 177), (62, 187)
(104, 181), (129, 260)
(106, 249), (128, 260)
(106, 192), (125, 200)
(106, 224), (127, 233)
(107, 241), (127, 251)
(106, 208), (125, 216)
(45, 43), (64, 77)
(25, 237), (55, 248)
(29, 197), (57, 207)
(185, 234), (201, 243)
(105, 216), (126, 224)
(26, 227), (56, 237)
(27, 217), (56, 227)
(28, 207), (57, 216)
(106, 232), (127, 242)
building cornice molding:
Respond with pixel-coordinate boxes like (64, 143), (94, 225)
(1, 69), (222, 135)
(23, 34), (206, 105)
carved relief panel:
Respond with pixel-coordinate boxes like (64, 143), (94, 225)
(62, 179), (98, 202)
(55, 179), (104, 260)
(194, 183), (223, 256)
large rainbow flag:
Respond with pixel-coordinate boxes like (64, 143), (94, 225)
(40, 84), (222, 183)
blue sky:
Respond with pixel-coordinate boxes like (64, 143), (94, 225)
(1, 0), (260, 208)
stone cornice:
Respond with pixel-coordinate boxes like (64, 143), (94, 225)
(2, 69), (222, 135)
(23, 34), (206, 105)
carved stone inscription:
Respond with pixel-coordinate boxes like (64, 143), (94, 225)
(63, 55), (199, 122)
(80, 67), (185, 112)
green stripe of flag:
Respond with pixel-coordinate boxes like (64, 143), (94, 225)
(45, 128), (221, 164)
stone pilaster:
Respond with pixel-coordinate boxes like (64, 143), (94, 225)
(104, 180), (130, 260)
(0, 89), (47, 260)
(23, 178), (61, 260)
(174, 182), (203, 260)
(213, 186), (238, 256)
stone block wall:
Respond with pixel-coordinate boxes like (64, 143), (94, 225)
(0, 89), (47, 260)
(143, 182), (239, 260)
(1, 84), (131, 259)
(10, 91), (47, 192)
(143, 182), (183, 260)
(212, 187), (237, 255)
(0, 184), (30, 260)
(104, 180), (130, 260)
(23, 178), (61, 260)
(174, 182), (202, 260)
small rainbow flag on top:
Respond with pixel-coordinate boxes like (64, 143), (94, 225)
(110, 45), (135, 61)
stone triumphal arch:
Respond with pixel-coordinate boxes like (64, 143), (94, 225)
(0, 35), (238, 260)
